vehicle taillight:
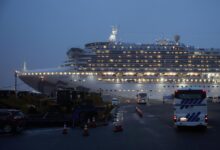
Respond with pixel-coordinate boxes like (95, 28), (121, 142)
(205, 115), (208, 123)
(173, 115), (177, 122)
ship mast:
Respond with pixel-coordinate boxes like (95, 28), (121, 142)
(23, 61), (27, 71)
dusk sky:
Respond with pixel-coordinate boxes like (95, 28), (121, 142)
(1, 0), (220, 90)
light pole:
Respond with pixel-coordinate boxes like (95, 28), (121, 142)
(14, 71), (18, 99)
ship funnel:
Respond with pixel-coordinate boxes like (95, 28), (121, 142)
(174, 35), (180, 43)
(109, 26), (118, 42)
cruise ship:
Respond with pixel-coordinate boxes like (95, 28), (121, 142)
(17, 27), (220, 100)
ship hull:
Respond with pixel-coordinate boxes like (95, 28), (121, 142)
(19, 72), (220, 100)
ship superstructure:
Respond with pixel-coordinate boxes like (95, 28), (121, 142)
(17, 27), (220, 99)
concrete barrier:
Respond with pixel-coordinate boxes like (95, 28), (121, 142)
(135, 107), (143, 117)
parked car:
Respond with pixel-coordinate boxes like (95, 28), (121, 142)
(0, 109), (26, 133)
(27, 112), (72, 127)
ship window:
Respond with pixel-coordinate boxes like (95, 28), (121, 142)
(109, 59), (114, 62)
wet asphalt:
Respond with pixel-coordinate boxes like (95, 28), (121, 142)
(1, 101), (220, 150)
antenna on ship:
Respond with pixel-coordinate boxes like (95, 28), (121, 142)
(109, 26), (118, 42)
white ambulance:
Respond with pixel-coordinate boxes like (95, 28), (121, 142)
(112, 98), (120, 106)
(173, 89), (208, 128)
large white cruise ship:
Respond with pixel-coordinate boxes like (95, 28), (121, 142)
(17, 27), (220, 100)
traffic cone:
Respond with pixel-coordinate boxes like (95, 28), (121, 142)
(113, 122), (123, 132)
(87, 118), (91, 127)
(91, 117), (97, 128)
(62, 123), (68, 134)
(83, 124), (89, 137)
